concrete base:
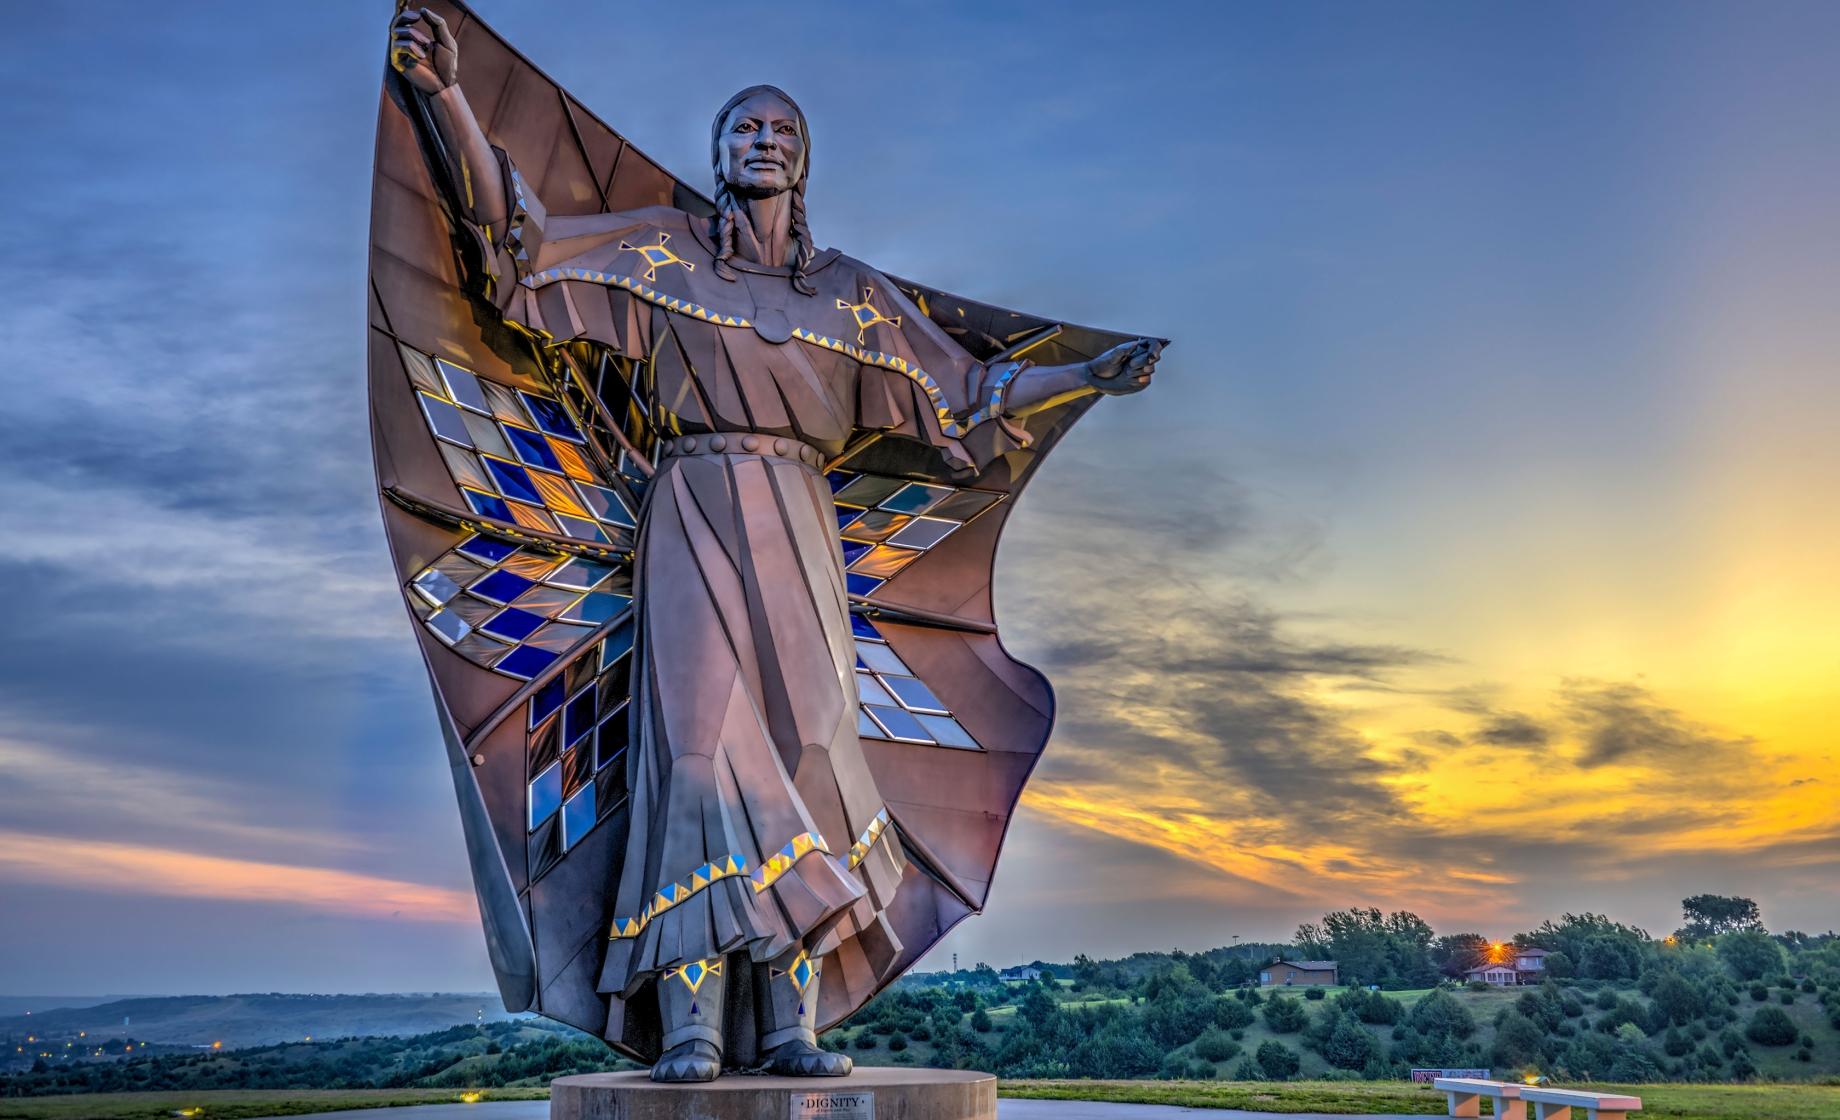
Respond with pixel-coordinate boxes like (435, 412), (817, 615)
(550, 1068), (996, 1120)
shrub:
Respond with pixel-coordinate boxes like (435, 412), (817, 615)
(1728, 1046), (1758, 1080)
(1409, 988), (1476, 1040)
(1467, 980), (1492, 992)
(1795, 1047), (1812, 1062)
(1750, 984), (1769, 1002)
(1304, 987), (1326, 1000)
(1193, 1028), (1240, 1064)
(887, 1031), (907, 1052)
(1595, 988), (1619, 1010)
(1780, 991), (1795, 1005)
(1492, 1011), (1546, 1068)
(1745, 1007), (1798, 1046)
(1213, 996), (1255, 1031)
(1323, 1017), (1377, 1071)
(1801, 978), (1817, 994)
(970, 1009), (992, 1033)
(819, 1031), (847, 1050)
(854, 1034), (878, 1050)
(1255, 1040), (1300, 1079)
(1230, 1057), (1259, 1080)
(1262, 997), (1308, 1034)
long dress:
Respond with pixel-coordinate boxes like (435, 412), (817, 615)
(478, 172), (1030, 1047)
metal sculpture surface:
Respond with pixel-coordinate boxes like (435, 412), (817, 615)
(369, 1), (1162, 1082)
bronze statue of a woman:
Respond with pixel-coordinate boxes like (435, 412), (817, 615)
(371, 2), (1161, 1083)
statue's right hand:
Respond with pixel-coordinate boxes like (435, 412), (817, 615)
(390, 7), (459, 95)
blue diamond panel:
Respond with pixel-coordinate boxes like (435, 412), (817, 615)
(520, 623), (637, 874)
(827, 470), (1003, 598)
(399, 345), (636, 539)
(405, 533), (630, 681)
(848, 616), (980, 751)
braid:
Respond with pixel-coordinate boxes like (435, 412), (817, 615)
(711, 175), (743, 282)
(788, 178), (816, 296)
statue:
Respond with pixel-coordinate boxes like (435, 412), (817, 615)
(370, 1), (1163, 1083)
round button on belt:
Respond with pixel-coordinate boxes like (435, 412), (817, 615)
(742, 435), (760, 453)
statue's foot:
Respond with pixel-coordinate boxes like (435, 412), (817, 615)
(765, 1038), (853, 1077)
(650, 1039), (722, 1082)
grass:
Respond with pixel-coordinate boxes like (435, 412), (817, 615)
(0, 1087), (546, 1120)
(8, 1080), (1831, 1120)
(1000, 1079), (1840, 1119)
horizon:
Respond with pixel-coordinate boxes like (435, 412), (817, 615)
(2, 0), (1837, 997)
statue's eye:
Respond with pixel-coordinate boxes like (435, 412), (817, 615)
(735, 121), (756, 133)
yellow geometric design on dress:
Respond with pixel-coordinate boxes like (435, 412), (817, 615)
(665, 956), (723, 995)
(518, 271), (1025, 441)
(837, 286), (902, 344)
(607, 852), (749, 941)
(618, 233), (695, 282)
(846, 808), (891, 870)
(750, 831), (830, 893)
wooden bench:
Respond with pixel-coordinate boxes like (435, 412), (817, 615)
(1434, 1077), (1525, 1119)
(1520, 1086), (1642, 1120)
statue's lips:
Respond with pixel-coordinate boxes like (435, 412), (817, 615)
(744, 158), (784, 170)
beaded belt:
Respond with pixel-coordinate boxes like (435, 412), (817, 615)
(657, 431), (826, 468)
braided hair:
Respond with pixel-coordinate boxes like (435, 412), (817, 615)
(710, 84), (816, 296)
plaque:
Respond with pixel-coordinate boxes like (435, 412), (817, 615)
(791, 1089), (874, 1119)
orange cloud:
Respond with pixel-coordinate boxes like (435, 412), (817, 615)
(0, 830), (476, 923)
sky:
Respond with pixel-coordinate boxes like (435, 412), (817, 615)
(1, 0), (1836, 997)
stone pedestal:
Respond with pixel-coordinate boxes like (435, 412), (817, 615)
(549, 1068), (996, 1120)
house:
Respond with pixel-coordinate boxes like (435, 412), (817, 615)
(999, 966), (1042, 982)
(1464, 963), (1521, 986)
(1465, 947), (1549, 986)
(1259, 959), (1338, 986)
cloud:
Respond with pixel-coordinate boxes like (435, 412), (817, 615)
(0, 829), (475, 923)
(1557, 679), (1754, 768)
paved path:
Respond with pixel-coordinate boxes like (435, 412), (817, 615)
(251, 1098), (1402, 1120)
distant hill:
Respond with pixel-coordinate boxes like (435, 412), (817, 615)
(0, 993), (524, 1047)
(0, 996), (142, 1018)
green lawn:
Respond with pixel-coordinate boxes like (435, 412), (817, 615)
(1002, 1079), (1840, 1119)
(0, 1088), (547, 1120)
(5, 1081), (1833, 1120)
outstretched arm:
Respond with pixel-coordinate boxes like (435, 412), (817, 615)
(1000, 338), (1163, 418)
(390, 7), (508, 232)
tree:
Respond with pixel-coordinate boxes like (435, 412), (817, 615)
(1745, 1007), (1798, 1046)
(1680, 895), (1763, 940)
(1262, 996), (1307, 1034)
(1255, 1040), (1300, 1079)
(1649, 971), (1704, 1026)
(1408, 989), (1475, 1040)
(1580, 934), (1643, 980)
(1431, 933), (1492, 979)
(1323, 1015), (1378, 1070)
(1193, 1027), (1240, 1063)
(1213, 997), (1255, 1031)
(1490, 1011), (1545, 1068)
(1542, 950), (1575, 979)
(1296, 907), (1437, 987)
(1718, 931), (1784, 982)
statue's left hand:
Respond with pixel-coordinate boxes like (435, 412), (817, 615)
(1082, 338), (1162, 395)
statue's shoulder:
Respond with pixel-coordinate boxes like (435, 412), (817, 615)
(542, 204), (701, 247)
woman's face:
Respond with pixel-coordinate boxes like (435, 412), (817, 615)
(718, 92), (805, 197)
